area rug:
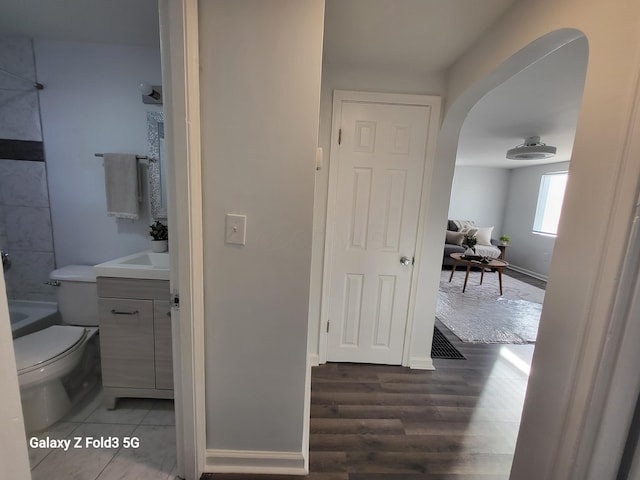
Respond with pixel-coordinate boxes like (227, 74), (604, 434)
(436, 269), (545, 344)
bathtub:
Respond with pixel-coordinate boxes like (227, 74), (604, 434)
(9, 300), (60, 339)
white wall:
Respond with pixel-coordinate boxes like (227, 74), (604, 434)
(34, 40), (162, 267)
(308, 64), (445, 361)
(447, 165), (510, 237)
(439, 0), (640, 477)
(198, 0), (323, 470)
(502, 161), (570, 278)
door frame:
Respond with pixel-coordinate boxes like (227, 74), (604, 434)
(159, 0), (206, 478)
(319, 90), (441, 367)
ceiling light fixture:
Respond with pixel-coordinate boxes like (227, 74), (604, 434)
(506, 136), (556, 160)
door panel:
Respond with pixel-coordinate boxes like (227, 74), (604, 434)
(341, 273), (364, 347)
(327, 100), (430, 364)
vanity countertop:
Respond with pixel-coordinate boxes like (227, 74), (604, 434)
(94, 250), (169, 280)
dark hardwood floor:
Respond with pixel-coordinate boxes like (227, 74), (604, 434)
(502, 268), (547, 290)
(202, 322), (534, 480)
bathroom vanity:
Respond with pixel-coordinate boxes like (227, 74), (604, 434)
(94, 251), (172, 409)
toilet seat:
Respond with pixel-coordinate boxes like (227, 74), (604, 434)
(14, 325), (86, 374)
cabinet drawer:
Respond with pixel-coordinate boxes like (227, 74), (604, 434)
(154, 301), (173, 390)
(97, 277), (169, 301)
(99, 298), (155, 389)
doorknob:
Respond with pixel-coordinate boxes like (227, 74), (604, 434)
(400, 256), (412, 266)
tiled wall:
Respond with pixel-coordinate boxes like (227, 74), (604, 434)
(0, 35), (56, 301)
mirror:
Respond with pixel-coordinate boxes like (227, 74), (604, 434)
(147, 111), (167, 220)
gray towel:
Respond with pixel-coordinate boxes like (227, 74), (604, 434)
(103, 153), (139, 220)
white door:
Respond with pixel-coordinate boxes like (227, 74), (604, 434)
(327, 98), (431, 364)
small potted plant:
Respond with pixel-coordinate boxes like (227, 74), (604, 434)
(149, 220), (168, 252)
(499, 234), (511, 245)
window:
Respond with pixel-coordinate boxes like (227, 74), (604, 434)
(533, 172), (568, 236)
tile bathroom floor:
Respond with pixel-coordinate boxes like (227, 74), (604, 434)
(27, 386), (177, 480)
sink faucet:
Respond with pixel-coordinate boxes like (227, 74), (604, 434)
(1, 250), (10, 272)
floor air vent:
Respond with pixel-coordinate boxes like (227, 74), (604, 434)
(431, 325), (465, 359)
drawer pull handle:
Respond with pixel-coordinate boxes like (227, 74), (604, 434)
(111, 309), (139, 316)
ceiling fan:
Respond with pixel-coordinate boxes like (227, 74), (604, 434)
(506, 136), (557, 160)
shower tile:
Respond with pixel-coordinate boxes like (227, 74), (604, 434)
(14, 291), (57, 302)
(0, 204), (7, 246)
(0, 35), (37, 89)
(0, 160), (49, 207)
(5, 206), (53, 251)
(0, 35), (42, 142)
(0, 139), (45, 162)
(3, 250), (55, 298)
(30, 423), (136, 480)
(0, 90), (42, 142)
(96, 425), (176, 480)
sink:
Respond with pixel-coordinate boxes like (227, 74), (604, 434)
(94, 250), (170, 280)
(119, 252), (170, 268)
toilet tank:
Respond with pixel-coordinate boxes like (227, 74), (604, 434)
(49, 266), (98, 327)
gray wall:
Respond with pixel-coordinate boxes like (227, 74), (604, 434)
(502, 161), (570, 278)
(0, 35), (56, 301)
(199, 0), (323, 456)
(34, 39), (162, 267)
(447, 163), (570, 278)
(447, 165), (510, 238)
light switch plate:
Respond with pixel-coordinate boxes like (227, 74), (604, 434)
(225, 214), (246, 246)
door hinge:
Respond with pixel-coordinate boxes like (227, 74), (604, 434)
(326, 321), (330, 333)
(171, 291), (180, 310)
(338, 129), (342, 145)
(412, 256), (415, 265)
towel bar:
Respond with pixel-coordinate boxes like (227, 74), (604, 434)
(94, 153), (156, 162)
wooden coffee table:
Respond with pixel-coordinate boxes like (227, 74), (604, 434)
(449, 253), (509, 295)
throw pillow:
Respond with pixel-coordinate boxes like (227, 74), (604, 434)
(452, 219), (476, 231)
(445, 230), (465, 245)
(459, 226), (479, 237)
(475, 226), (494, 246)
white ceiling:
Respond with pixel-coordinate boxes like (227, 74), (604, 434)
(0, 0), (160, 48)
(457, 37), (588, 169)
(323, 0), (516, 73)
(0, 0), (586, 169)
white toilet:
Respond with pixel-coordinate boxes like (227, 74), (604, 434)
(13, 265), (100, 432)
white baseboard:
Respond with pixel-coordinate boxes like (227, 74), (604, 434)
(508, 265), (548, 282)
(408, 356), (435, 370)
(302, 354), (312, 473)
(308, 353), (320, 367)
(205, 448), (307, 475)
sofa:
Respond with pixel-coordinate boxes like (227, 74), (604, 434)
(443, 220), (501, 267)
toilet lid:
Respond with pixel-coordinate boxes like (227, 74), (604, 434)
(14, 325), (86, 371)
